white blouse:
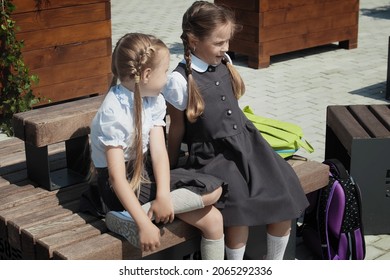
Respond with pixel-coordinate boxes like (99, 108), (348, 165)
(90, 84), (166, 168)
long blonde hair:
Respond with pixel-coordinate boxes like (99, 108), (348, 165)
(110, 33), (168, 196)
(181, 1), (245, 123)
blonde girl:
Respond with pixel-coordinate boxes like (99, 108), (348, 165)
(89, 33), (225, 259)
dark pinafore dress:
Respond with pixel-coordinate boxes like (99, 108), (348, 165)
(173, 63), (309, 227)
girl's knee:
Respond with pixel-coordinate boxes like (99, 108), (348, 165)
(225, 226), (249, 248)
(267, 220), (291, 237)
(199, 207), (223, 239)
(201, 186), (223, 206)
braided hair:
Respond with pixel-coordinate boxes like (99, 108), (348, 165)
(181, 1), (245, 123)
(110, 33), (168, 196)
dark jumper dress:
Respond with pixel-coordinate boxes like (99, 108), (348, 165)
(170, 62), (309, 227)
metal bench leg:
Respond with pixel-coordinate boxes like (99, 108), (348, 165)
(49, 136), (91, 189)
(65, 136), (91, 177)
(25, 142), (51, 189)
(24, 136), (91, 191)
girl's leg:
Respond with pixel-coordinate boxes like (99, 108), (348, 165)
(266, 220), (291, 260)
(142, 187), (224, 260)
(141, 186), (223, 216)
(106, 186), (223, 250)
(224, 226), (249, 260)
(177, 206), (224, 260)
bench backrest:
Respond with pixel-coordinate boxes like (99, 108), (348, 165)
(13, 95), (105, 147)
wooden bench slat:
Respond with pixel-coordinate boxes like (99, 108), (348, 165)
(326, 105), (370, 154)
(0, 183), (88, 230)
(21, 212), (97, 259)
(289, 160), (329, 194)
(0, 138), (25, 169)
(0, 138), (24, 154)
(0, 193), (76, 243)
(0, 185), (38, 246)
(0, 184), (35, 198)
(370, 105), (390, 131)
(7, 200), (81, 252)
(52, 218), (201, 260)
(0, 177), (11, 188)
(0, 186), (50, 211)
(349, 105), (390, 138)
(36, 219), (108, 260)
(53, 233), (138, 260)
(0, 137), (24, 149)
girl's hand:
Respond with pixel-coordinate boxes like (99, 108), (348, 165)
(148, 195), (174, 224)
(138, 220), (161, 252)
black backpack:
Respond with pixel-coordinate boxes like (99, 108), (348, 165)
(300, 158), (366, 260)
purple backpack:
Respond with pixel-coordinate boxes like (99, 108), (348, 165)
(301, 158), (366, 260)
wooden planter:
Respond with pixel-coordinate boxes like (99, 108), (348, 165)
(12, 0), (112, 104)
(215, 0), (359, 68)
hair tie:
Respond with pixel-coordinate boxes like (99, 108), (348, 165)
(134, 75), (140, 84)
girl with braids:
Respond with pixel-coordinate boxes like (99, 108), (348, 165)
(89, 33), (225, 258)
(163, 1), (309, 260)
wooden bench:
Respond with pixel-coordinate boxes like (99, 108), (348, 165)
(215, 0), (359, 68)
(12, 95), (105, 190)
(1, 97), (330, 260)
(325, 104), (390, 235)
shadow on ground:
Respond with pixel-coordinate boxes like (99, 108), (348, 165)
(361, 5), (390, 20)
(349, 81), (389, 101)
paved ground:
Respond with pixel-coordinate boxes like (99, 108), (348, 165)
(1, 0), (389, 260)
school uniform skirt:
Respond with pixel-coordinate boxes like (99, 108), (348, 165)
(94, 156), (227, 215)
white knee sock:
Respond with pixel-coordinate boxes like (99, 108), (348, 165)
(142, 188), (204, 217)
(200, 235), (225, 260)
(266, 233), (290, 260)
(171, 188), (205, 214)
(225, 245), (246, 260)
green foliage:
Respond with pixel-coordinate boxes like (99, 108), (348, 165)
(0, 0), (40, 136)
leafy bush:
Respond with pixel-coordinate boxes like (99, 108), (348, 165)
(1, 0), (40, 136)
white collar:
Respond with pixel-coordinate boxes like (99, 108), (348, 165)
(179, 53), (233, 73)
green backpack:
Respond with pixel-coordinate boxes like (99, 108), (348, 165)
(243, 106), (314, 158)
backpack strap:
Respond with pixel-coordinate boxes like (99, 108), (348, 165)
(324, 158), (349, 180)
(318, 175), (339, 259)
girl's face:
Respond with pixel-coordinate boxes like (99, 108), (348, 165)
(141, 48), (170, 97)
(192, 22), (233, 65)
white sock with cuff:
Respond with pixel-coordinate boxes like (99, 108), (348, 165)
(265, 232), (290, 260)
(225, 245), (246, 260)
(200, 235), (225, 260)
